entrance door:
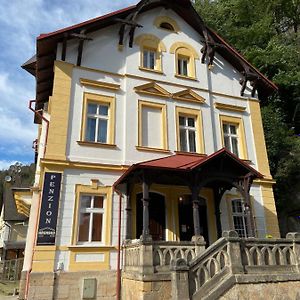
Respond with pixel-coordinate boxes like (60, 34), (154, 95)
(136, 192), (166, 240)
(178, 195), (209, 244)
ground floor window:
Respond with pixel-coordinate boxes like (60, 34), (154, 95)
(231, 199), (248, 238)
(78, 195), (105, 243)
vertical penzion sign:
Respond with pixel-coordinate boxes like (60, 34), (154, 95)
(37, 172), (62, 245)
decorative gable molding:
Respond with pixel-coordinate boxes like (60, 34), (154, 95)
(172, 89), (205, 104)
(80, 78), (120, 90)
(134, 82), (171, 98)
(215, 102), (246, 112)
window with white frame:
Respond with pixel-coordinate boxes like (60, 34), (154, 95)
(231, 199), (248, 238)
(177, 56), (189, 76)
(223, 123), (239, 156)
(78, 195), (105, 243)
(85, 102), (109, 143)
(179, 115), (197, 152)
(143, 49), (156, 70)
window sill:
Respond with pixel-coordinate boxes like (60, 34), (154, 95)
(175, 74), (198, 81)
(139, 67), (164, 75)
(68, 245), (116, 250)
(136, 146), (171, 154)
(174, 151), (207, 157)
(77, 141), (117, 148)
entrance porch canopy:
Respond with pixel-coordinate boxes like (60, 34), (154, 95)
(113, 148), (263, 240)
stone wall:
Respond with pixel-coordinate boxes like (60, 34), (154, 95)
(221, 281), (300, 300)
(24, 270), (117, 300)
(121, 277), (172, 300)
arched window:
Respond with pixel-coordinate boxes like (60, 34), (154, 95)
(135, 34), (166, 73)
(159, 22), (175, 31)
(170, 42), (199, 79)
(154, 16), (180, 33)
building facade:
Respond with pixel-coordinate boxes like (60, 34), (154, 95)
(20, 0), (286, 299)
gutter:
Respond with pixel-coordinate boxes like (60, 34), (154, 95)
(114, 189), (123, 300)
(24, 100), (49, 300)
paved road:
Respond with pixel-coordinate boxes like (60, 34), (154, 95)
(0, 295), (18, 300)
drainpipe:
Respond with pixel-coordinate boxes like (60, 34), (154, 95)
(24, 100), (49, 300)
(115, 189), (123, 300)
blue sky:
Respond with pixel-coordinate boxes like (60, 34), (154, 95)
(0, 0), (137, 169)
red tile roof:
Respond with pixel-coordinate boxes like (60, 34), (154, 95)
(37, 5), (136, 40)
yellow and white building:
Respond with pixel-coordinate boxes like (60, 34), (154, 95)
(20, 0), (280, 299)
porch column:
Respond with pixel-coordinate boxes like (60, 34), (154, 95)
(213, 187), (225, 239)
(141, 179), (152, 241)
(244, 191), (255, 237)
(125, 194), (132, 240)
(192, 186), (201, 237)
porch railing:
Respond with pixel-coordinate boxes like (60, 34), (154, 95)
(123, 238), (206, 275)
(0, 258), (24, 281)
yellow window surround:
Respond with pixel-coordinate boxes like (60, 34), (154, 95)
(80, 78), (120, 91)
(175, 106), (205, 154)
(170, 42), (199, 80)
(134, 82), (171, 98)
(215, 102), (246, 113)
(219, 115), (248, 160)
(173, 89), (206, 104)
(138, 100), (168, 151)
(135, 34), (166, 73)
(80, 92), (116, 146)
(71, 184), (113, 246)
(154, 16), (180, 32)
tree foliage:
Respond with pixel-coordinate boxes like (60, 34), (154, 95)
(195, 0), (300, 230)
(0, 163), (35, 201)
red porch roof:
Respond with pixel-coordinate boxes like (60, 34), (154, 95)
(113, 148), (263, 190)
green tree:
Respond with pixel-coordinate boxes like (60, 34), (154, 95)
(195, 0), (300, 234)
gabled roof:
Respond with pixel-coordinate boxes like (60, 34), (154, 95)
(113, 148), (263, 190)
(23, 0), (277, 118)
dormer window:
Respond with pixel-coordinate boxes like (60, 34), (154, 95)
(135, 34), (166, 74)
(159, 22), (175, 31)
(170, 42), (199, 80)
(177, 56), (189, 76)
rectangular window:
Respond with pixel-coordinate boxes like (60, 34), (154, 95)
(222, 123), (239, 156)
(78, 195), (105, 243)
(143, 49), (156, 70)
(85, 102), (109, 143)
(220, 115), (247, 159)
(179, 115), (197, 152)
(176, 107), (204, 154)
(231, 199), (248, 238)
(177, 56), (189, 76)
(81, 93), (115, 146)
(138, 101), (168, 150)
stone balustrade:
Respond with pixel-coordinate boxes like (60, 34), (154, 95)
(123, 238), (206, 276)
(186, 231), (300, 299)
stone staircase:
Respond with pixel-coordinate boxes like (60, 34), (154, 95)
(181, 231), (300, 299)
(122, 231), (300, 299)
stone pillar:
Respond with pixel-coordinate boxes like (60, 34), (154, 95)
(286, 232), (300, 272)
(171, 258), (190, 300)
(222, 231), (244, 274)
(192, 235), (206, 256)
(140, 242), (154, 275)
